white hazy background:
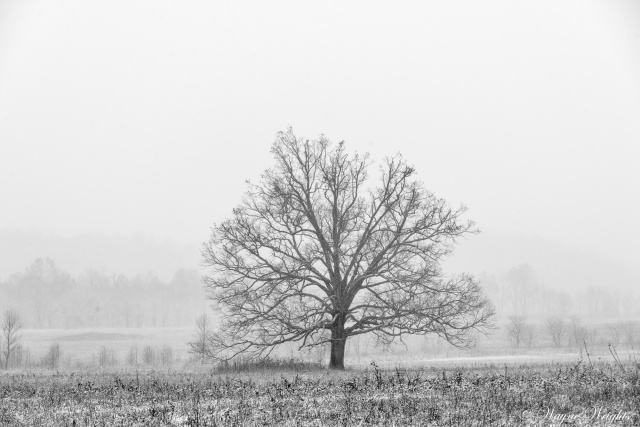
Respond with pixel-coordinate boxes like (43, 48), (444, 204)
(1, 1), (639, 275)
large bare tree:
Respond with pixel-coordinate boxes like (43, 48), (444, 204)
(201, 130), (494, 369)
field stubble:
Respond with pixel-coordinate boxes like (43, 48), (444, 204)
(0, 360), (639, 426)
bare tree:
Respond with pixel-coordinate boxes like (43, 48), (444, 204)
(201, 129), (495, 369)
(2, 308), (23, 369)
(506, 316), (529, 349)
(43, 343), (61, 369)
(544, 316), (566, 348)
(188, 314), (212, 364)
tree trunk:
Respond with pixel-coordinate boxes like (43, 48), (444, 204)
(329, 316), (347, 369)
(329, 336), (346, 369)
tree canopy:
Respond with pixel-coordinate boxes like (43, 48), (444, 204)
(201, 129), (494, 368)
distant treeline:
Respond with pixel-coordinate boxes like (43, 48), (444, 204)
(2, 259), (637, 330)
(0, 258), (205, 329)
(480, 264), (640, 320)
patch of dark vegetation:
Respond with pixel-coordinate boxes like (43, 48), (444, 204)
(0, 360), (638, 426)
(57, 332), (144, 342)
(213, 356), (324, 372)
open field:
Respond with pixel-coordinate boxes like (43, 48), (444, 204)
(19, 328), (194, 367)
(16, 326), (640, 371)
(6, 327), (639, 425)
(1, 360), (639, 426)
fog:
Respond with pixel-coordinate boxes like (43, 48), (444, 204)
(0, 1), (639, 367)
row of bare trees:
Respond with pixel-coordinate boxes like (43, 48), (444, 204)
(482, 267), (639, 320)
(506, 315), (639, 350)
(0, 259), (204, 329)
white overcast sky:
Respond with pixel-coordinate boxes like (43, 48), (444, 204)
(1, 1), (639, 267)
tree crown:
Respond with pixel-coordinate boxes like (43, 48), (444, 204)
(202, 129), (494, 360)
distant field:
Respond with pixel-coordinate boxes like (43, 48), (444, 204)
(16, 327), (639, 371)
(0, 360), (638, 426)
(20, 328), (194, 367)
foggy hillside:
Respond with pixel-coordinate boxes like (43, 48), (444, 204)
(0, 229), (200, 282)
